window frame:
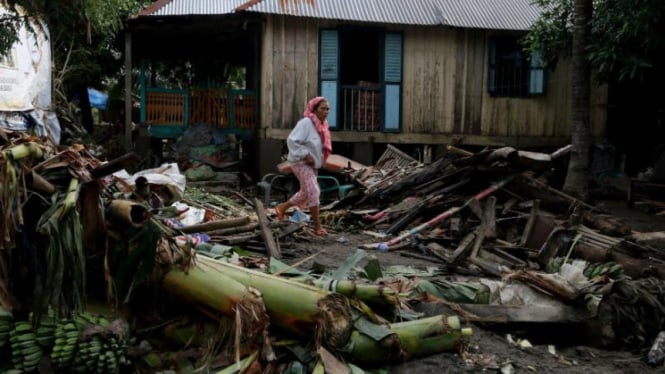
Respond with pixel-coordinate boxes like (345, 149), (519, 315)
(488, 35), (546, 98)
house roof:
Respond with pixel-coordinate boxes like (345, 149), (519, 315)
(137, 0), (248, 17)
(138, 0), (542, 31)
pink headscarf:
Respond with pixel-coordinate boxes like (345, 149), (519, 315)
(303, 96), (332, 163)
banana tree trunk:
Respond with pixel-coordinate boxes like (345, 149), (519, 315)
(345, 315), (471, 365)
(313, 279), (399, 305)
(161, 264), (270, 344)
(197, 256), (354, 349)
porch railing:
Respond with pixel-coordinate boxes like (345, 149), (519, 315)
(339, 84), (382, 131)
(189, 88), (228, 128)
(144, 88), (258, 138)
(143, 88), (189, 138)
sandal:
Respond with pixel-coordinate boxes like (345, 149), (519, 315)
(314, 228), (328, 237)
(275, 206), (286, 221)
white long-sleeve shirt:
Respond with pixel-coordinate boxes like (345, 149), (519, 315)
(286, 117), (323, 169)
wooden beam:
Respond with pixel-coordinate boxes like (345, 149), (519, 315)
(180, 216), (251, 234)
(206, 223), (258, 236)
(91, 152), (142, 179)
(124, 30), (133, 150)
(449, 231), (477, 264)
(253, 198), (281, 259)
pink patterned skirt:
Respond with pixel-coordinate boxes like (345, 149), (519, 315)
(288, 161), (320, 208)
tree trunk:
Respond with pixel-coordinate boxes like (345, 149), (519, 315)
(563, 0), (593, 200)
(78, 86), (94, 133)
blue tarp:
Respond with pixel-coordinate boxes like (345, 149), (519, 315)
(87, 87), (108, 110)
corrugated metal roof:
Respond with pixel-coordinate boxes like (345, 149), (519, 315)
(240, 0), (444, 25)
(438, 0), (543, 30)
(139, 0), (543, 30)
(139, 0), (247, 17)
(238, 0), (542, 30)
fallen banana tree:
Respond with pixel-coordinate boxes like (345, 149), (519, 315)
(215, 313), (473, 372)
(313, 278), (400, 306)
(195, 256), (354, 350)
(192, 256), (472, 366)
(345, 315), (472, 365)
(160, 263), (270, 347)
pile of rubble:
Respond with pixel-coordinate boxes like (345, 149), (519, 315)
(2, 127), (665, 372)
(257, 143), (665, 366)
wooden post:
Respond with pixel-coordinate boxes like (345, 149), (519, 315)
(254, 198), (281, 259)
(124, 30), (133, 150)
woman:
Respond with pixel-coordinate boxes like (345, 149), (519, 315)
(274, 96), (332, 236)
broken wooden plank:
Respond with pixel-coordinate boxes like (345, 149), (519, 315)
(520, 199), (541, 248)
(425, 242), (452, 263)
(385, 196), (438, 235)
(377, 174), (517, 251)
(484, 196), (497, 240)
(180, 216), (250, 234)
(449, 231), (477, 264)
(522, 174), (597, 211)
(217, 232), (258, 245)
(254, 198), (281, 259)
(506, 270), (579, 302)
(478, 247), (527, 269)
(469, 256), (504, 278)
(91, 152), (142, 179)
(467, 197), (497, 260)
(470, 225), (485, 260)
(206, 223), (258, 236)
(277, 222), (305, 239)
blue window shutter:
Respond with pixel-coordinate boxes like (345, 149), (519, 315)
(384, 32), (402, 131)
(320, 30), (338, 80)
(384, 33), (402, 83)
(528, 51), (546, 95)
(319, 29), (338, 128)
(488, 38), (497, 94)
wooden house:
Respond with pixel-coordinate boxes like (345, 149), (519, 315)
(126, 0), (608, 174)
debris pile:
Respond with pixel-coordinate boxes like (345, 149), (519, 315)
(0, 130), (473, 373)
(302, 144), (665, 363)
(2, 127), (665, 372)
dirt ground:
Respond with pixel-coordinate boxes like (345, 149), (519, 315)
(278, 199), (665, 373)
